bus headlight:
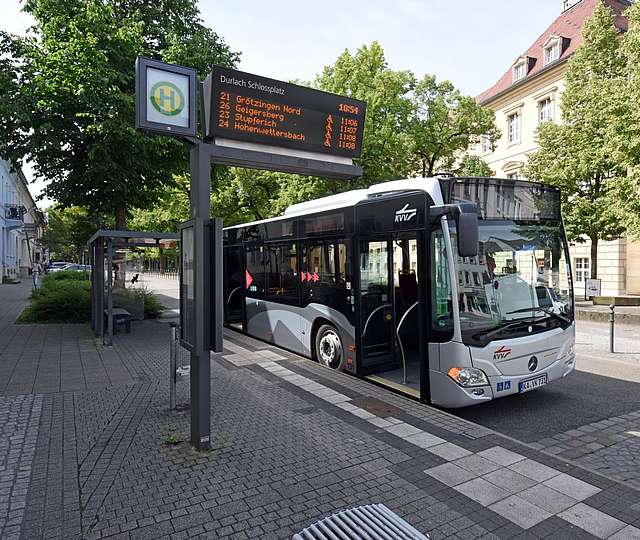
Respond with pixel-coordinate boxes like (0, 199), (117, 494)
(447, 367), (489, 387)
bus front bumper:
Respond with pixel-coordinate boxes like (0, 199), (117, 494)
(430, 353), (576, 409)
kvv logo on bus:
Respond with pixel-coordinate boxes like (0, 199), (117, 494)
(394, 203), (417, 223)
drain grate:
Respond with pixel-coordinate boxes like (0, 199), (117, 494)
(292, 503), (429, 540)
(349, 396), (402, 418)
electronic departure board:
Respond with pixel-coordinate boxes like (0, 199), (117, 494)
(207, 66), (367, 159)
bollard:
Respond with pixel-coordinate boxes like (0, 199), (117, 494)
(169, 322), (177, 410)
(609, 304), (615, 353)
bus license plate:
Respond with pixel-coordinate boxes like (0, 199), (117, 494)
(519, 374), (547, 393)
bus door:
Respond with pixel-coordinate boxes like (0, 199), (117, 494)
(358, 239), (396, 372)
(223, 245), (244, 329)
(355, 192), (430, 400)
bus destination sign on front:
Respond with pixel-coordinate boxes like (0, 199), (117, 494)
(207, 66), (366, 159)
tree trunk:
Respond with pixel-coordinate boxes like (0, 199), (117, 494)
(114, 204), (127, 288)
(590, 235), (598, 280)
(115, 205), (126, 230)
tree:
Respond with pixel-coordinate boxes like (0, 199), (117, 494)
(455, 154), (494, 177)
(609, 2), (640, 239)
(315, 41), (415, 188)
(1, 0), (239, 229)
(41, 205), (104, 262)
(128, 175), (191, 232)
(208, 42), (419, 223)
(524, 3), (627, 279)
(408, 75), (499, 177)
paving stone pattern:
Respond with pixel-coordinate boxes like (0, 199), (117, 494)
(532, 411), (640, 489)
(0, 394), (41, 540)
(1, 278), (640, 539)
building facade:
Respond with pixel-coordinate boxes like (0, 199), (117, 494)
(1, 159), (46, 282)
(471, 0), (637, 297)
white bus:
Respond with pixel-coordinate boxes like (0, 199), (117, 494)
(222, 176), (575, 407)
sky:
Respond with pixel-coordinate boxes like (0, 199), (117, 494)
(3, 0), (566, 208)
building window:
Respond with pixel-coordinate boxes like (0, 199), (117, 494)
(507, 112), (521, 144)
(539, 97), (553, 124)
(575, 257), (590, 282)
(506, 172), (519, 180)
(481, 134), (492, 154)
(513, 62), (526, 82)
(544, 43), (560, 65)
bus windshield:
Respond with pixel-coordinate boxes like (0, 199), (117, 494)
(452, 220), (573, 346)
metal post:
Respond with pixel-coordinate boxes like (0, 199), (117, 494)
(105, 239), (114, 346)
(609, 304), (615, 353)
(170, 322), (177, 410)
(189, 143), (211, 450)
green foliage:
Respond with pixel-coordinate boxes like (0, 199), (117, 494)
(315, 42), (416, 186)
(408, 76), (499, 177)
(128, 174), (190, 232)
(163, 424), (185, 446)
(41, 205), (103, 262)
(19, 273), (91, 323)
(18, 269), (163, 323)
(205, 42), (498, 225)
(133, 287), (165, 319)
(1, 0), (239, 227)
(455, 154), (494, 177)
(524, 3), (629, 277)
(43, 270), (90, 283)
(610, 2), (640, 239)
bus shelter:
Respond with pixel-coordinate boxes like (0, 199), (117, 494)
(88, 230), (179, 345)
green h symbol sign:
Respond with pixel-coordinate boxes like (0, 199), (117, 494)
(158, 87), (176, 110)
(149, 81), (185, 116)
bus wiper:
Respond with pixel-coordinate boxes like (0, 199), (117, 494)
(506, 307), (571, 324)
(471, 319), (533, 342)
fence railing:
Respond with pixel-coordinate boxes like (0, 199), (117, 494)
(142, 269), (179, 280)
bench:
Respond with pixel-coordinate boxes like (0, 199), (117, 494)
(104, 308), (132, 334)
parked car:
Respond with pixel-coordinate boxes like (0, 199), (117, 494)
(62, 264), (91, 272)
(47, 261), (73, 273)
(49, 263), (90, 273)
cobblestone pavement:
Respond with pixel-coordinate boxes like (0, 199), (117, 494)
(527, 322), (640, 489)
(1, 280), (640, 538)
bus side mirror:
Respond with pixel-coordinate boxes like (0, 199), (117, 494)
(430, 203), (479, 258)
(455, 204), (478, 258)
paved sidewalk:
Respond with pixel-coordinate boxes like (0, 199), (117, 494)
(0, 284), (640, 538)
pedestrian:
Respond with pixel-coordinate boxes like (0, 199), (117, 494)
(32, 261), (42, 288)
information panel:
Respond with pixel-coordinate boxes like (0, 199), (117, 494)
(179, 222), (195, 350)
(207, 66), (366, 158)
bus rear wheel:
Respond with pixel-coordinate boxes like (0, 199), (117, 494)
(315, 325), (343, 370)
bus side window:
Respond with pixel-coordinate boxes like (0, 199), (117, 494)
(431, 227), (454, 340)
(301, 241), (351, 318)
(264, 243), (299, 306)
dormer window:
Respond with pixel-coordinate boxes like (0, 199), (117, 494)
(543, 35), (566, 66)
(513, 62), (526, 82)
(545, 43), (560, 64)
(512, 55), (533, 83)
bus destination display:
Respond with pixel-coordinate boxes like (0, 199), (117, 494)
(209, 66), (366, 159)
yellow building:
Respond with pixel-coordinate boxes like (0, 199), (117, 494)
(472, 0), (640, 297)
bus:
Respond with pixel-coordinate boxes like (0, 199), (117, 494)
(222, 176), (575, 408)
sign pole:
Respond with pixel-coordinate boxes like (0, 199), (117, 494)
(136, 57), (365, 452)
(189, 142), (211, 450)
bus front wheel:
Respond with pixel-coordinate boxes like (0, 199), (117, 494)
(315, 325), (343, 370)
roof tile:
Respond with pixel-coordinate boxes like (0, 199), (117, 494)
(477, 0), (629, 105)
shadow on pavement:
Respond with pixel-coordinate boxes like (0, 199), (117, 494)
(450, 370), (640, 442)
